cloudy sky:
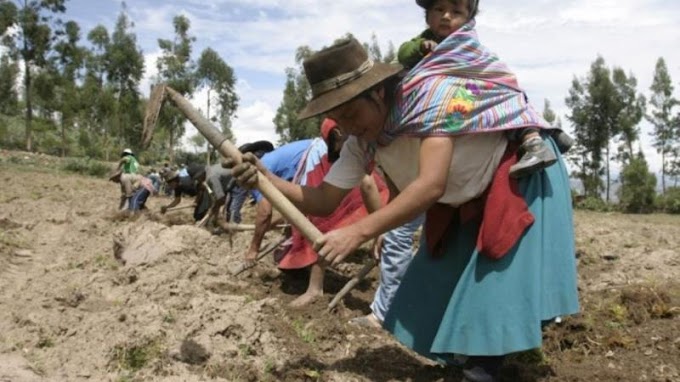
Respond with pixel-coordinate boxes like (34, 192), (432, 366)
(25, 0), (680, 175)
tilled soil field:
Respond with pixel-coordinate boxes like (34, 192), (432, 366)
(1, 151), (679, 382)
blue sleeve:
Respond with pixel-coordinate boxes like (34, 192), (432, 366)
(251, 189), (263, 203)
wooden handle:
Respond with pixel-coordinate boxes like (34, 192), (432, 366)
(327, 259), (377, 311)
(164, 87), (323, 244)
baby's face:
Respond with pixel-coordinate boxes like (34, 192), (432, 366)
(427, 0), (470, 40)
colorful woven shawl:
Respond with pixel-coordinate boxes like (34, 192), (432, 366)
(378, 20), (549, 146)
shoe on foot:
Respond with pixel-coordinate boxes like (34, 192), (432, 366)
(552, 130), (574, 154)
(509, 136), (557, 178)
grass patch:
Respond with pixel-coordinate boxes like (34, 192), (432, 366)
(543, 283), (679, 358)
(110, 337), (163, 372)
(292, 319), (316, 344)
(94, 254), (119, 271)
(63, 158), (111, 178)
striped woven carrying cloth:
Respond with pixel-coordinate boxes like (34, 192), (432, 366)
(378, 20), (550, 146)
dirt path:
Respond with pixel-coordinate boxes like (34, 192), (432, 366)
(1, 154), (679, 382)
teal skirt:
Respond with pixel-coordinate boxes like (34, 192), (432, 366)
(383, 137), (579, 360)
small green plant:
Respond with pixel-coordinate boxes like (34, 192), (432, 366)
(162, 313), (176, 324)
(238, 343), (254, 358)
(608, 303), (628, 323)
(263, 358), (275, 374)
(110, 338), (162, 371)
(94, 254), (119, 271)
(292, 319), (316, 344)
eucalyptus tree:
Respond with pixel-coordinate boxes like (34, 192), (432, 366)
(647, 57), (679, 194)
(611, 68), (645, 165)
(52, 20), (85, 156)
(0, 54), (19, 115)
(1, 0), (67, 151)
(195, 47), (238, 163)
(155, 15), (196, 160)
(273, 45), (320, 144)
(80, 24), (114, 158)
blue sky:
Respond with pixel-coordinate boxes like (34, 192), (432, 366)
(10, 0), (680, 178)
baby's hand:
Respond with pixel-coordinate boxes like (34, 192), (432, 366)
(420, 40), (438, 55)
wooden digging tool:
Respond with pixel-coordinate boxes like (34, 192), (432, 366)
(327, 258), (378, 311)
(220, 223), (288, 232)
(165, 205), (195, 212)
(230, 237), (287, 276)
(143, 85), (324, 247)
(195, 182), (216, 228)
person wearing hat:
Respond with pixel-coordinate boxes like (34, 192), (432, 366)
(108, 171), (156, 213)
(160, 164), (206, 221)
(115, 148), (140, 210)
(234, 134), (387, 307)
(235, 138), (313, 267)
(229, 35), (578, 381)
(261, 119), (388, 308)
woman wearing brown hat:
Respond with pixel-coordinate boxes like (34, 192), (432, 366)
(230, 36), (578, 381)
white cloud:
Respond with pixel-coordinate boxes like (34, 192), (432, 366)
(231, 101), (279, 146)
(139, 50), (163, 97)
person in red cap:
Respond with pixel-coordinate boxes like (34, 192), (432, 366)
(235, 119), (388, 308)
(276, 119), (388, 307)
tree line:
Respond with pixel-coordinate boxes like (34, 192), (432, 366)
(273, 40), (680, 212)
(0, 0), (237, 164)
(1, 2), (679, 212)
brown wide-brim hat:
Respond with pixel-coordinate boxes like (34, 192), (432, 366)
(297, 37), (403, 120)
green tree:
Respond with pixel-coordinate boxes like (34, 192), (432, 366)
(2, 0), (67, 151)
(195, 47), (238, 163)
(618, 150), (657, 213)
(273, 46), (321, 144)
(612, 68), (645, 164)
(383, 41), (396, 64)
(565, 57), (640, 201)
(647, 57), (679, 194)
(274, 35), (396, 144)
(79, 24), (115, 159)
(106, 6), (144, 153)
(541, 99), (563, 128)
(0, 54), (20, 115)
(51, 20), (85, 156)
(565, 58), (609, 198)
(365, 33), (382, 62)
(155, 15), (196, 160)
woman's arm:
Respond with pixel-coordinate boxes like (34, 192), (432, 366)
(359, 174), (382, 214)
(316, 136), (454, 264)
(230, 152), (352, 217)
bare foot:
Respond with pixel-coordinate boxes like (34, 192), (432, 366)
(289, 290), (323, 308)
(348, 313), (382, 329)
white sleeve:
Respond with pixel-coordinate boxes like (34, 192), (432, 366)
(324, 136), (368, 190)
